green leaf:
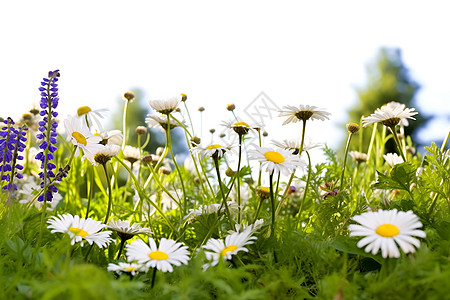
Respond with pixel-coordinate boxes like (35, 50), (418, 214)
(372, 162), (416, 192)
(331, 237), (383, 264)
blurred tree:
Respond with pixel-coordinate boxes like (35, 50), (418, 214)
(348, 47), (428, 153)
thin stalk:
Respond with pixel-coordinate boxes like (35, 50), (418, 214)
(296, 151), (312, 230)
(121, 100), (129, 150)
(85, 165), (95, 219)
(339, 132), (354, 191)
(213, 156), (233, 228)
(236, 134), (243, 223)
(166, 114), (187, 216)
(269, 172), (276, 237)
(389, 126), (407, 162)
(102, 163), (113, 224)
(151, 268), (157, 289)
(440, 129), (450, 152)
(183, 102), (195, 136)
(116, 239), (126, 260)
(366, 123), (377, 164)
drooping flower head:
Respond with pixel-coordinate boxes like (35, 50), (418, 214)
(47, 214), (113, 248)
(76, 105), (108, 131)
(362, 102), (418, 128)
(192, 143), (233, 160)
(93, 144), (121, 166)
(279, 104), (331, 125)
(349, 209), (426, 258)
(126, 238), (190, 273)
(202, 229), (257, 269)
(271, 137), (322, 155)
(146, 114), (185, 131)
(349, 151), (368, 164)
(106, 219), (151, 241)
(248, 146), (307, 176)
(35, 70), (60, 202)
(149, 96), (182, 115)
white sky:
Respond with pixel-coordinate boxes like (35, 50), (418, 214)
(2, 0), (450, 164)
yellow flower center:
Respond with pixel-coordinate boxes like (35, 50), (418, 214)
(376, 224), (400, 237)
(259, 186), (270, 193)
(233, 122), (250, 127)
(72, 132), (87, 146)
(69, 227), (89, 237)
(94, 132), (101, 136)
(77, 106), (92, 116)
(124, 267), (137, 272)
(221, 245), (238, 256)
(264, 151), (285, 163)
(148, 250), (169, 260)
(207, 144), (223, 149)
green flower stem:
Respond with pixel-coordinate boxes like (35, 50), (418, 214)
(213, 156), (234, 228)
(151, 268), (157, 289)
(115, 157), (175, 234)
(257, 130), (263, 186)
(121, 100), (129, 150)
(166, 114), (187, 216)
(269, 172), (276, 237)
(389, 126), (407, 162)
(299, 119), (307, 155)
(116, 239), (126, 260)
(339, 132), (354, 191)
(183, 102), (195, 136)
(253, 196), (264, 223)
(85, 165), (95, 219)
(102, 163), (113, 224)
(366, 123), (378, 164)
(440, 129), (450, 152)
(296, 151), (312, 230)
(236, 134), (243, 224)
(143, 145), (169, 190)
(274, 171), (295, 218)
(145, 161), (181, 208)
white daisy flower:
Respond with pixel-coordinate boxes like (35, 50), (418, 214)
(349, 209), (426, 258)
(383, 153), (404, 167)
(123, 145), (141, 165)
(202, 229), (257, 269)
(248, 146), (307, 176)
(76, 105), (108, 131)
(107, 262), (147, 276)
(349, 151), (368, 164)
(221, 119), (259, 136)
(96, 130), (123, 146)
(271, 137), (322, 154)
(47, 214), (113, 248)
(126, 238), (190, 273)
(149, 96), (182, 115)
(145, 114), (185, 131)
(279, 105), (331, 125)
(191, 143), (233, 159)
(63, 115), (102, 157)
(92, 144), (121, 166)
(107, 219), (152, 241)
(362, 102), (418, 128)
(184, 201), (239, 220)
(230, 219), (265, 234)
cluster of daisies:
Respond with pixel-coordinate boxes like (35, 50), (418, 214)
(46, 213), (259, 275)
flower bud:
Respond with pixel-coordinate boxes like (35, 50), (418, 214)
(135, 126), (147, 135)
(198, 106), (205, 112)
(226, 103), (235, 111)
(346, 122), (360, 134)
(123, 91), (135, 102)
(180, 93), (187, 102)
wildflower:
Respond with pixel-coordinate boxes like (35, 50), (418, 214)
(107, 262), (147, 276)
(0, 118), (27, 192)
(64, 115), (102, 156)
(180, 93), (187, 102)
(198, 106), (205, 112)
(221, 119), (254, 136)
(272, 137), (322, 155)
(126, 238), (190, 273)
(362, 102), (418, 128)
(256, 186), (271, 199)
(106, 219), (151, 241)
(93, 144), (121, 166)
(35, 70), (60, 202)
(349, 209), (426, 258)
(149, 96), (182, 115)
(18, 176), (62, 210)
(192, 143), (233, 159)
(145, 114), (184, 131)
(97, 129), (123, 146)
(279, 104), (331, 125)
(76, 106), (108, 130)
(349, 151), (368, 164)
(248, 146), (307, 176)
(123, 145), (141, 165)
(184, 202), (239, 220)
(383, 153), (403, 167)
(202, 230), (257, 269)
(47, 214), (113, 248)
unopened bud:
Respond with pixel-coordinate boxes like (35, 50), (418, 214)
(136, 126), (147, 135)
(209, 128), (215, 134)
(191, 136), (201, 146)
(262, 131), (268, 137)
(219, 133), (226, 138)
(226, 103), (235, 111)
(180, 93), (187, 102)
(256, 186), (271, 199)
(123, 91), (135, 102)
(198, 106), (205, 112)
(156, 147), (165, 156)
(159, 166), (172, 175)
(142, 154), (153, 163)
(346, 122), (360, 134)
(225, 168), (236, 177)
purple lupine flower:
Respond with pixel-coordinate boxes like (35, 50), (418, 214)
(35, 69), (61, 202)
(0, 118), (28, 192)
